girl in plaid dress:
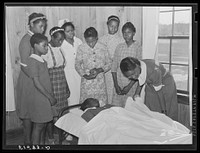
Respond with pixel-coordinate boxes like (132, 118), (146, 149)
(42, 27), (70, 144)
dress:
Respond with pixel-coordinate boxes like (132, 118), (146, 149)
(75, 42), (112, 104)
(60, 37), (82, 106)
(16, 31), (34, 119)
(138, 59), (178, 121)
(42, 44), (70, 116)
(27, 54), (53, 123)
(99, 33), (123, 104)
(111, 41), (142, 107)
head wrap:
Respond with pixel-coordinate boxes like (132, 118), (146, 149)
(107, 15), (120, 23)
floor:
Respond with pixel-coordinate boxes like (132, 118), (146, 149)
(6, 127), (78, 146)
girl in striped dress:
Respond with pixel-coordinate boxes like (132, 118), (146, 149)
(42, 27), (70, 144)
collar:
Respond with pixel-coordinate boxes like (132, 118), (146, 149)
(84, 107), (97, 113)
(138, 60), (146, 86)
(27, 30), (34, 36)
(30, 54), (45, 63)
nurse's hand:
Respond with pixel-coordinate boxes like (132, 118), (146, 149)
(121, 86), (130, 95)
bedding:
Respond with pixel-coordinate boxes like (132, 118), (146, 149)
(78, 97), (192, 144)
(55, 96), (192, 144)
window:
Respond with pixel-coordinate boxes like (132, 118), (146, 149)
(157, 6), (191, 94)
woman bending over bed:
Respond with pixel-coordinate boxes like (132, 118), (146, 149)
(120, 57), (178, 121)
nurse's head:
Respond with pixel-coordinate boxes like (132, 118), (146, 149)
(120, 57), (141, 81)
(84, 27), (98, 49)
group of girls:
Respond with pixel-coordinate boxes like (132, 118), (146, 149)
(16, 12), (178, 145)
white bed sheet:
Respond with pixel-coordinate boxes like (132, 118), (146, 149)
(55, 96), (192, 144)
(78, 97), (192, 144)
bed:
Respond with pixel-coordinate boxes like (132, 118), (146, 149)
(55, 96), (192, 145)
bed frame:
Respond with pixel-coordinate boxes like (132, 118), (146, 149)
(57, 104), (82, 145)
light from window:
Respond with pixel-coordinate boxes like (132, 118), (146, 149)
(158, 6), (191, 93)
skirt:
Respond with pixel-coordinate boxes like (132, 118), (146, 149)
(49, 66), (70, 116)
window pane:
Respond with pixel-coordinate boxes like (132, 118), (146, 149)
(159, 12), (173, 36)
(158, 39), (170, 63)
(171, 65), (188, 91)
(174, 10), (190, 36)
(171, 39), (189, 64)
(159, 7), (173, 12)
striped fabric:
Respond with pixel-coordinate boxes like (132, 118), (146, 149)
(49, 66), (70, 116)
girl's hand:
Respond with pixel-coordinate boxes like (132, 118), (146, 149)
(83, 73), (97, 80)
(114, 84), (123, 95)
(49, 96), (57, 106)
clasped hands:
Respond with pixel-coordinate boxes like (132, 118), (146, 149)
(83, 68), (104, 80)
(114, 84), (130, 95)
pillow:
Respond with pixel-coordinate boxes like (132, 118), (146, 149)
(55, 108), (87, 137)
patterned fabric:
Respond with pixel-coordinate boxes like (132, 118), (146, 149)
(111, 41), (142, 107)
(75, 42), (112, 104)
(48, 66), (70, 116)
(43, 44), (70, 116)
(99, 33), (124, 104)
(42, 44), (65, 68)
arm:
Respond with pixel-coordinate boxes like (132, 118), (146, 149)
(18, 38), (32, 77)
(112, 72), (122, 95)
(32, 76), (56, 106)
(136, 42), (142, 60)
(121, 80), (137, 95)
(75, 46), (85, 77)
(101, 46), (112, 73)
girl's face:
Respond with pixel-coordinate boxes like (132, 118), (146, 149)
(122, 28), (135, 42)
(35, 40), (48, 55)
(85, 37), (98, 48)
(52, 33), (64, 47)
(31, 20), (46, 34)
(64, 25), (75, 39)
(123, 66), (140, 81)
(107, 20), (119, 35)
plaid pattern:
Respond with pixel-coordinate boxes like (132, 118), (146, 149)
(49, 66), (70, 116)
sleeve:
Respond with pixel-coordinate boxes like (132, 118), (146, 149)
(28, 59), (39, 78)
(148, 64), (163, 91)
(75, 46), (85, 77)
(19, 38), (31, 65)
(41, 49), (52, 68)
(136, 42), (142, 60)
(111, 44), (120, 72)
(102, 46), (112, 73)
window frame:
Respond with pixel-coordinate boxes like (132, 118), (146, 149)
(158, 7), (190, 96)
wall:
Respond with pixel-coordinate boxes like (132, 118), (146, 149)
(5, 6), (142, 130)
